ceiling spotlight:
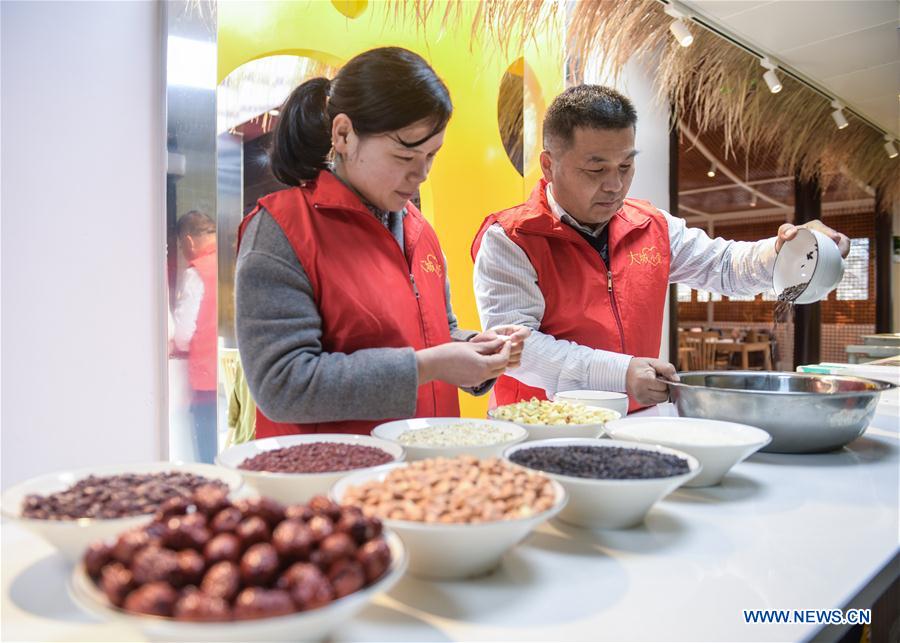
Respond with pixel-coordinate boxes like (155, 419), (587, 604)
(759, 58), (782, 94)
(830, 100), (848, 130)
(885, 136), (899, 159)
(707, 162), (717, 178)
(268, 109), (281, 116)
(749, 193), (758, 207)
(664, 5), (694, 47)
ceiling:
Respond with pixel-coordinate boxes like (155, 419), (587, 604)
(681, 0), (900, 138)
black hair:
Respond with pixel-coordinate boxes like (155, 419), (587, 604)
(543, 85), (637, 149)
(176, 210), (215, 238)
(270, 47), (452, 185)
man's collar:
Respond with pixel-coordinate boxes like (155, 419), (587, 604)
(546, 183), (608, 239)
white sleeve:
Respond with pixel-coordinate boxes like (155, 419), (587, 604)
(172, 267), (204, 352)
(473, 224), (632, 396)
(666, 210), (778, 296)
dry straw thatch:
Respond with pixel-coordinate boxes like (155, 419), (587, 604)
(385, 0), (898, 203)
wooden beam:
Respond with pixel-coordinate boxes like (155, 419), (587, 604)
(874, 188), (892, 333)
(793, 172), (822, 366)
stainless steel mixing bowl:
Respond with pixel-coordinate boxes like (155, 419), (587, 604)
(667, 371), (894, 453)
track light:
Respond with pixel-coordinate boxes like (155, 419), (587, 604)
(663, 5), (694, 47)
(830, 100), (848, 130)
(749, 193), (757, 207)
(885, 136), (899, 159)
(759, 58), (782, 94)
(707, 162), (717, 178)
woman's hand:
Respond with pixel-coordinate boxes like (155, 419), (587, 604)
(416, 340), (512, 388)
(469, 325), (531, 369)
(776, 220), (850, 258)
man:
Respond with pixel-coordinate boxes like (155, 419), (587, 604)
(472, 85), (849, 410)
(173, 210), (218, 462)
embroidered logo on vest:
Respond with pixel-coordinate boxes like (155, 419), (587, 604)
(628, 246), (662, 267)
(420, 254), (443, 277)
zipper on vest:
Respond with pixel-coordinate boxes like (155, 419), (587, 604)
(409, 272), (420, 299)
(607, 270), (626, 353)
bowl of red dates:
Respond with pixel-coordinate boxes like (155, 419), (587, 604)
(68, 487), (407, 641)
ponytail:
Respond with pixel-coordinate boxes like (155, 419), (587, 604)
(270, 77), (333, 185)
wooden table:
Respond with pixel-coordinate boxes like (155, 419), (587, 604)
(714, 340), (773, 370)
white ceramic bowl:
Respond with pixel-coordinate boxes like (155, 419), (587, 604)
(68, 529), (407, 642)
(0, 462), (243, 562)
(331, 462), (566, 579)
(773, 228), (845, 305)
(553, 390), (630, 417)
(216, 434), (404, 505)
(503, 438), (700, 529)
(604, 417), (772, 487)
(371, 417), (527, 461)
(487, 409), (620, 441)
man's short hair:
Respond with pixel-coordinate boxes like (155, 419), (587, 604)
(176, 210), (216, 238)
(543, 85), (638, 149)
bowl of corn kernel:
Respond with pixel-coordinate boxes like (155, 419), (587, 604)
(489, 398), (621, 441)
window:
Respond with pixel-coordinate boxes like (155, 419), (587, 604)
(836, 238), (869, 301)
(677, 283), (692, 302)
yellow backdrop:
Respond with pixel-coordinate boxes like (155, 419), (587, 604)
(218, 0), (563, 417)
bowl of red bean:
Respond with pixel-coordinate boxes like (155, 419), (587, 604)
(0, 462), (243, 562)
(215, 435), (405, 505)
(331, 457), (566, 579)
(68, 489), (406, 642)
(503, 438), (700, 529)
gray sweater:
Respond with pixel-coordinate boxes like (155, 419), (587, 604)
(235, 209), (486, 424)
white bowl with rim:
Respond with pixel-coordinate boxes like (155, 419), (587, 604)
(216, 434), (404, 505)
(68, 529), (407, 642)
(553, 390), (629, 417)
(0, 462), (243, 563)
(488, 407), (620, 441)
(371, 417), (527, 461)
(503, 438), (700, 529)
(331, 462), (566, 579)
(773, 228), (844, 305)
(604, 417), (772, 487)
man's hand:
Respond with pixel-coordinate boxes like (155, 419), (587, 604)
(470, 325), (531, 369)
(626, 357), (679, 406)
(776, 220), (850, 258)
(416, 340), (512, 388)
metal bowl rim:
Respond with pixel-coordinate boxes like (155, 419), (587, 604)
(669, 370), (896, 397)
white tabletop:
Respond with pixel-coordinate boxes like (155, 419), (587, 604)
(3, 404), (898, 642)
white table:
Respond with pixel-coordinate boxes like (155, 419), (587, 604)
(3, 404), (898, 642)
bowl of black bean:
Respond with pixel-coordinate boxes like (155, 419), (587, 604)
(216, 435), (405, 505)
(0, 462), (243, 562)
(503, 438), (700, 529)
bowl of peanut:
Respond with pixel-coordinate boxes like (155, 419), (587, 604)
(331, 457), (566, 579)
(489, 398), (621, 441)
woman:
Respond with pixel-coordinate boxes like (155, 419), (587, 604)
(236, 47), (528, 437)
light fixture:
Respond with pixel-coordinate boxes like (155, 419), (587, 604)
(830, 100), (848, 130)
(749, 193), (758, 207)
(707, 162), (717, 178)
(885, 135), (899, 159)
(759, 58), (782, 94)
(268, 109), (281, 117)
(663, 5), (694, 47)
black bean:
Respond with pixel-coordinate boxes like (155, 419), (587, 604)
(509, 446), (690, 480)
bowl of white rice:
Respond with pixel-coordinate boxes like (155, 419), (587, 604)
(371, 418), (528, 460)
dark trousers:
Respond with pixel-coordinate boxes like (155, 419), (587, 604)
(190, 390), (218, 464)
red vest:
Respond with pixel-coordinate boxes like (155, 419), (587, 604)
(239, 170), (460, 437)
(187, 247), (218, 392)
(472, 180), (670, 412)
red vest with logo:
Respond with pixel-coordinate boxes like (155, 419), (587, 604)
(239, 170), (460, 437)
(471, 180), (670, 412)
(188, 247), (218, 392)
